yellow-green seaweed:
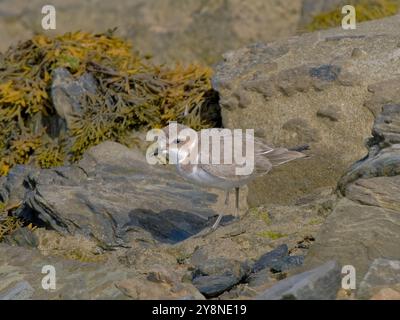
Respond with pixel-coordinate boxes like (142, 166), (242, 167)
(0, 31), (215, 175)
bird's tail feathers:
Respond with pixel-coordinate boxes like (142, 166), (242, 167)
(264, 147), (306, 166)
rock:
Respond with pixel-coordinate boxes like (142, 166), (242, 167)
(249, 244), (304, 282)
(0, 243), (132, 299)
(3, 227), (38, 248)
(1, 141), (225, 248)
(256, 261), (341, 300)
(213, 18), (400, 205)
(0, 281), (34, 300)
(270, 255), (304, 273)
(51, 67), (98, 130)
(372, 103), (400, 145)
(190, 256), (251, 298)
(304, 103), (400, 283)
(0, 165), (38, 207)
(364, 78), (400, 117)
(333, 103), (400, 192)
(338, 145), (400, 191)
(0, 240), (202, 300)
(116, 273), (204, 300)
(309, 64), (341, 82)
(252, 244), (288, 273)
(304, 197), (400, 284)
(0, 0), (304, 65)
(282, 118), (320, 143)
(247, 268), (275, 288)
(351, 48), (367, 59)
(370, 288), (400, 300)
(357, 259), (400, 299)
(316, 105), (341, 122)
(192, 257), (250, 282)
(192, 274), (239, 298)
(246, 269), (277, 292)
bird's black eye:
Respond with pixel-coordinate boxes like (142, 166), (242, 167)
(174, 139), (181, 144)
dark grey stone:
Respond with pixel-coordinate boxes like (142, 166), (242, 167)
(270, 255), (305, 273)
(309, 65), (341, 82)
(1, 142), (221, 248)
(192, 274), (239, 298)
(252, 244), (288, 273)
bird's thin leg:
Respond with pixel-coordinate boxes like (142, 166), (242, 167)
(211, 213), (223, 230)
(224, 190), (230, 205)
(235, 187), (240, 219)
(210, 191), (229, 230)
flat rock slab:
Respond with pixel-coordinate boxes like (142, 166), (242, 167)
(1, 142), (221, 248)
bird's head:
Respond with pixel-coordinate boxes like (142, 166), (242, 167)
(153, 122), (198, 164)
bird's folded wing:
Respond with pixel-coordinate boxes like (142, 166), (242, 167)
(197, 129), (275, 179)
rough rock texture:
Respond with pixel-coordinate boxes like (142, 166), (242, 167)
(304, 104), (400, 283)
(256, 260), (341, 300)
(0, 141), (228, 248)
(212, 16), (400, 206)
(0, 134), (335, 299)
(0, 184), (334, 299)
(51, 68), (97, 130)
(357, 259), (400, 299)
(0, 243), (206, 299)
(0, 0), (303, 64)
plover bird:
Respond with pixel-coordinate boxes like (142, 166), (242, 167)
(153, 123), (307, 234)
